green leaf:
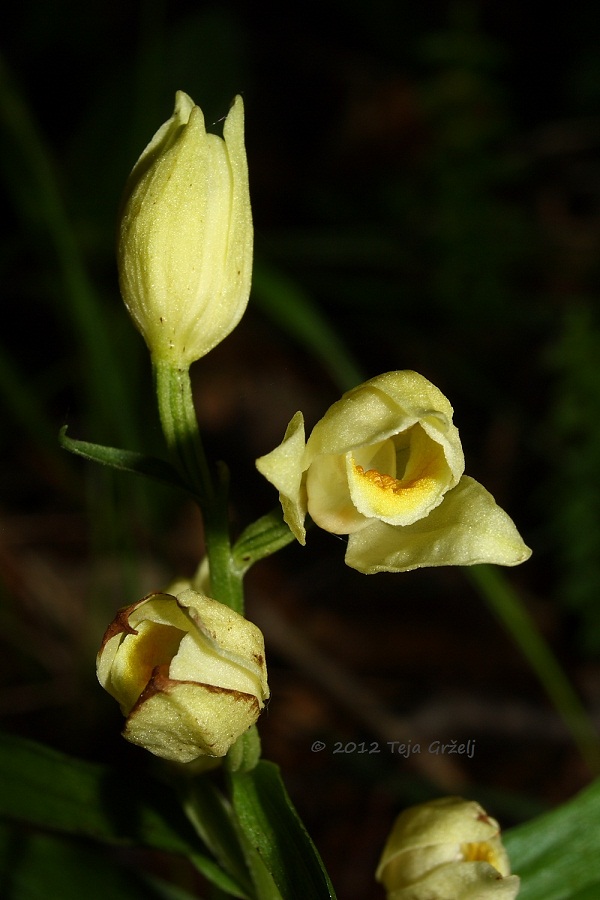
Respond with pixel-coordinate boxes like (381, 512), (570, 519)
(232, 508), (296, 575)
(504, 777), (600, 899)
(0, 822), (186, 900)
(0, 732), (243, 897)
(59, 425), (189, 493)
(236, 837), (283, 900)
(230, 761), (337, 900)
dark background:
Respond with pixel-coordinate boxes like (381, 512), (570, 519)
(2, 2), (600, 897)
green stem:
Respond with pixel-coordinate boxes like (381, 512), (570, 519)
(469, 564), (600, 775)
(154, 360), (243, 613)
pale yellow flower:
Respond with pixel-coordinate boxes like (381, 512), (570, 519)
(97, 589), (268, 763)
(118, 91), (252, 365)
(256, 371), (531, 573)
(376, 796), (520, 899)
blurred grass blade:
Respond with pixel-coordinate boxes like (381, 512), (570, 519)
(469, 565), (600, 775)
(0, 731), (243, 896)
(0, 52), (137, 446)
(230, 760), (337, 899)
(0, 731), (196, 852)
(181, 777), (253, 899)
(0, 823), (195, 900)
(252, 260), (364, 393)
(504, 776), (600, 899)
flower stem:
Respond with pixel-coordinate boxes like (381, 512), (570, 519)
(154, 360), (243, 613)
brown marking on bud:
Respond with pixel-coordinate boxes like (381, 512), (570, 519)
(99, 603), (139, 651)
(99, 592), (177, 651)
(128, 664), (261, 717)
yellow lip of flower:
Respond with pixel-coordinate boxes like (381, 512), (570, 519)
(256, 370), (532, 572)
(97, 589), (269, 763)
(346, 424), (453, 526)
(118, 91), (253, 366)
(461, 838), (507, 870)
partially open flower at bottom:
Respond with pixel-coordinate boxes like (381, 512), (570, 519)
(97, 589), (269, 763)
(376, 796), (520, 898)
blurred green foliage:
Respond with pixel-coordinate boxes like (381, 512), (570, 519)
(2, 0), (600, 895)
(546, 304), (600, 654)
(3, 0), (596, 643)
(2, 0), (600, 759)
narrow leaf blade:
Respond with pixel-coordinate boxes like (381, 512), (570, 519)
(0, 733), (210, 874)
(504, 777), (600, 899)
(60, 426), (187, 491)
(0, 823), (175, 900)
(230, 760), (336, 899)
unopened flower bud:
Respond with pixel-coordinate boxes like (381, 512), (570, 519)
(97, 589), (268, 763)
(376, 796), (520, 899)
(118, 91), (253, 365)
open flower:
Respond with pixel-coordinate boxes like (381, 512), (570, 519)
(376, 796), (520, 899)
(97, 589), (268, 763)
(256, 371), (531, 573)
(118, 91), (252, 366)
